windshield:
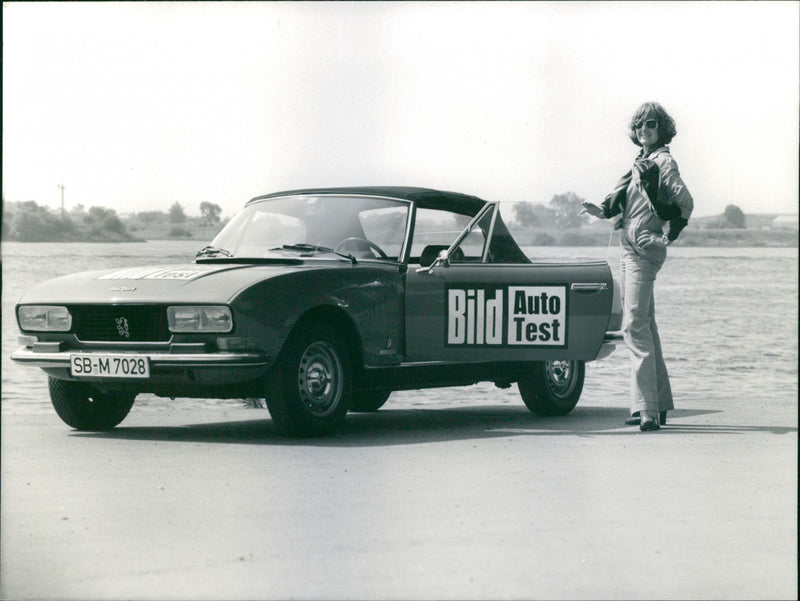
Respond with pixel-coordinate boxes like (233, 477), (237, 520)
(206, 195), (410, 261)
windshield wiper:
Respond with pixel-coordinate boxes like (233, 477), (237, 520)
(195, 245), (233, 258)
(274, 244), (357, 264)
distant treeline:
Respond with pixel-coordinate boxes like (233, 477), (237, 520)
(507, 193), (751, 230)
(2, 201), (140, 242)
(2, 195), (796, 246)
(506, 194), (797, 247)
(1, 200), (226, 242)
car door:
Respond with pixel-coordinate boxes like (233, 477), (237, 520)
(404, 205), (613, 364)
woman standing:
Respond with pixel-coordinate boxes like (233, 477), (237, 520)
(582, 102), (694, 431)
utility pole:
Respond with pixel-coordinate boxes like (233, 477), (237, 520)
(58, 183), (66, 217)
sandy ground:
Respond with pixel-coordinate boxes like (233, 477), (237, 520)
(1, 392), (797, 600)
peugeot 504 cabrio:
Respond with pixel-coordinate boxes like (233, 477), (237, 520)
(12, 187), (623, 436)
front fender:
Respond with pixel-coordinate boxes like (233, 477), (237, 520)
(230, 264), (404, 368)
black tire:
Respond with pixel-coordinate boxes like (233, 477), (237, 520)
(266, 322), (351, 437)
(48, 377), (135, 430)
(349, 389), (391, 412)
(518, 360), (585, 416)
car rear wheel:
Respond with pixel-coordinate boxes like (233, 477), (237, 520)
(349, 389), (391, 412)
(267, 323), (350, 437)
(48, 377), (135, 430)
(518, 360), (585, 416)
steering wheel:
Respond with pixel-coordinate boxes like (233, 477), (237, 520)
(334, 237), (388, 259)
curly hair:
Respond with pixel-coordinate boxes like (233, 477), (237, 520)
(628, 101), (677, 147)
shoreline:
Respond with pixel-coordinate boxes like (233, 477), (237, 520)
(3, 235), (798, 247)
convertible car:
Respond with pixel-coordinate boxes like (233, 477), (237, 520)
(12, 187), (623, 436)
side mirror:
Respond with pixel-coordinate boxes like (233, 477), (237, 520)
(416, 250), (450, 274)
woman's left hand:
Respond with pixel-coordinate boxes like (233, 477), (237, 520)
(636, 231), (669, 249)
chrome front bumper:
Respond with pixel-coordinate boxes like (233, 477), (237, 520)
(10, 347), (269, 370)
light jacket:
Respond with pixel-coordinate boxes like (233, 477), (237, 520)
(601, 146), (694, 243)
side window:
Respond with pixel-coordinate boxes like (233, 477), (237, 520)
(411, 208), (483, 262)
(358, 205), (409, 260)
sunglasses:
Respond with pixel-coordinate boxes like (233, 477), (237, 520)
(634, 119), (658, 130)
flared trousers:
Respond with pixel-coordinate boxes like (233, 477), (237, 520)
(620, 244), (674, 415)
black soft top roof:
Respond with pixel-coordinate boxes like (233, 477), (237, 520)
(251, 186), (488, 216)
(249, 186), (529, 263)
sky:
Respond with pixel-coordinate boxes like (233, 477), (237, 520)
(2, 1), (798, 219)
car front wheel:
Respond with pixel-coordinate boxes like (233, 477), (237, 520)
(267, 323), (350, 437)
(48, 377), (135, 430)
(518, 360), (585, 416)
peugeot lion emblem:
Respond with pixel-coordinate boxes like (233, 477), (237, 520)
(115, 317), (131, 338)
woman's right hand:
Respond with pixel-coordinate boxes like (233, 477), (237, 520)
(580, 202), (604, 218)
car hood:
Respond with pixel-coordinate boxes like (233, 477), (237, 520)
(16, 262), (316, 305)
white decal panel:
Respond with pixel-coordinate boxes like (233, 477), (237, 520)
(507, 286), (566, 345)
(446, 285), (567, 347)
(99, 267), (205, 281)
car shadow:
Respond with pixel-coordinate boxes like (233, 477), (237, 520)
(70, 405), (797, 447)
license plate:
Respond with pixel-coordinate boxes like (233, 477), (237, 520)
(70, 354), (150, 378)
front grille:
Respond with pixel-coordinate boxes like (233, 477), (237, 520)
(71, 305), (171, 342)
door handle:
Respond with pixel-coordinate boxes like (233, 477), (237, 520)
(571, 282), (608, 294)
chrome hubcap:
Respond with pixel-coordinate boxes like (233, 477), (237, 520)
(545, 360), (577, 398)
(297, 341), (342, 417)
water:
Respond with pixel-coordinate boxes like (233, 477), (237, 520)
(2, 241), (797, 416)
